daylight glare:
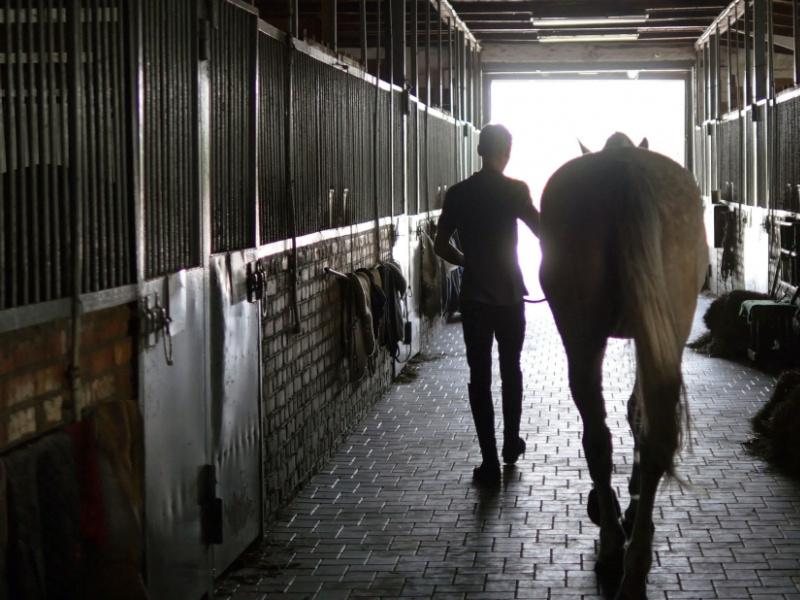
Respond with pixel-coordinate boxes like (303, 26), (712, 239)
(490, 78), (686, 298)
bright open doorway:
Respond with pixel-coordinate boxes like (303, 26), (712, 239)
(490, 78), (687, 299)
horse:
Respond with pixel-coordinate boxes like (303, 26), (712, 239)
(538, 132), (708, 599)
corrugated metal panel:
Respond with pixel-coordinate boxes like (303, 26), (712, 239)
(257, 33), (288, 244)
(142, 0), (199, 278)
(209, 0), (257, 252)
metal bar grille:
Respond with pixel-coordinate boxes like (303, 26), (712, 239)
(427, 112), (457, 211)
(292, 51), (321, 236)
(142, 0), (198, 278)
(2, 2), (72, 308)
(776, 97), (800, 211)
(1, 1), (134, 308)
(209, 0), (257, 252)
(257, 32), (288, 244)
(406, 99), (418, 215)
(377, 87), (392, 217)
(718, 117), (740, 202)
(392, 90), (403, 216)
(80, 0), (134, 292)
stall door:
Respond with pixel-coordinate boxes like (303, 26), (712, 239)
(140, 269), (211, 600)
(209, 252), (261, 573)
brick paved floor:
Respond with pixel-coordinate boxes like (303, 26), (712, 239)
(216, 298), (800, 599)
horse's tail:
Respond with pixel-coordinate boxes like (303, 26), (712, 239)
(616, 173), (686, 479)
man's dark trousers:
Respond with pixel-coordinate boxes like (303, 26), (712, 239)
(461, 300), (525, 465)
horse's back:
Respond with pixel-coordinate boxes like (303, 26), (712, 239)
(539, 147), (707, 341)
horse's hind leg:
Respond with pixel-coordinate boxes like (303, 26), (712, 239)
(622, 379), (646, 537)
(563, 336), (627, 581)
(616, 378), (681, 600)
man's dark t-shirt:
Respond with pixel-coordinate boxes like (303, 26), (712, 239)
(437, 170), (534, 306)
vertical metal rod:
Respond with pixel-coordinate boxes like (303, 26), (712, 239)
(0, 8), (5, 307)
(12, 0), (28, 305)
(411, 0), (418, 95)
(460, 32), (466, 121)
(425, 0), (430, 107)
(155, 0), (166, 273)
(58, 0), (71, 294)
(768, 0), (777, 211)
(114, 0), (130, 282)
(447, 19), (453, 112)
(754, 0), (766, 100)
(37, 0), (54, 299)
(391, 0), (405, 87)
(323, 0), (337, 51)
(67, 0), (86, 420)
(745, 0), (752, 105)
(437, 0), (442, 107)
(0, 0), (9, 310)
(285, 37), (300, 331)
(99, 0), (115, 288)
(733, 9), (741, 112)
(710, 28), (719, 119)
(289, 0), (299, 38)
(794, 0), (800, 86)
(25, 2), (41, 303)
(360, 0), (367, 67)
(726, 13), (733, 112)
(84, 0), (98, 291)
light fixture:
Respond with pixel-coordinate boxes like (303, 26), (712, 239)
(531, 15), (647, 27)
(539, 34), (640, 43)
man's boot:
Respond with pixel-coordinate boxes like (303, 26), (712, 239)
(468, 383), (500, 485)
(501, 382), (526, 465)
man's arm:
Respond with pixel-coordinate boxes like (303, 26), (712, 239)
(518, 183), (541, 237)
(520, 203), (540, 237)
(434, 221), (465, 267)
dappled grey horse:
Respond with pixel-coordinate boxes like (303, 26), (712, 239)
(538, 133), (708, 599)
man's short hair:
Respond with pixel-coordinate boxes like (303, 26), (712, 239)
(477, 124), (512, 158)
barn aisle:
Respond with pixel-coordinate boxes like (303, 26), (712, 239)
(217, 298), (800, 599)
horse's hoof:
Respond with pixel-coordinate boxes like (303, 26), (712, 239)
(613, 578), (648, 600)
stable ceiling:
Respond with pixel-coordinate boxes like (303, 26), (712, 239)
(452, 0), (730, 45)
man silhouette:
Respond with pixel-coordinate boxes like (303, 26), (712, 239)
(434, 124), (540, 486)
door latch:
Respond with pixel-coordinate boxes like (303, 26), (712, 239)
(139, 293), (174, 366)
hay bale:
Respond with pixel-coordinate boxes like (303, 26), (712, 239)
(747, 370), (800, 478)
(688, 290), (771, 357)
